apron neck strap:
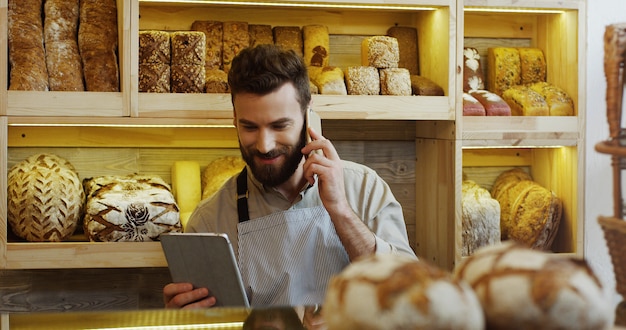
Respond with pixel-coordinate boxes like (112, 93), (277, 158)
(236, 167), (250, 223)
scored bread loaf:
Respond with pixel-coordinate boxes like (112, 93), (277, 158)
(7, 154), (84, 242)
(139, 63), (170, 93)
(469, 90), (511, 116)
(205, 69), (229, 93)
(273, 26), (303, 57)
(248, 24), (273, 47)
(171, 64), (206, 93)
(502, 85), (549, 116)
(311, 66), (347, 95)
(171, 31), (206, 65)
(361, 36), (400, 69)
(487, 47), (520, 96)
(344, 66), (380, 95)
(528, 82), (575, 116)
(462, 180), (501, 256)
(379, 68), (411, 95)
(410, 75), (444, 96)
(44, 0), (84, 91)
(78, 0), (120, 91)
(463, 47), (485, 92)
(463, 93), (486, 116)
(139, 30), (170, 64)
(303, 25), (330, 67)
(191, 21), (223, 70)
(223, 21), (250, 73)
(387, 26), (419, 75)
(518, 47), (546, 85)
(8, 0), (49, 90)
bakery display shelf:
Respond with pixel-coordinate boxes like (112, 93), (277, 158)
(463, 0), (582, 10)
(6, 91), (127, 117)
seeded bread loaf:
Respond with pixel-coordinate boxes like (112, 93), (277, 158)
(487, 47), (520, 96)
(344, 66), (380, 95)
(379, 68), (411, 95)
(191, 21), (223, 70)
(139, 63), (170, 93)
(273, 26), (303, 57)
(361, 36), (399, 69)
(223, 21), (250, 73)
(502, 85), (549, 116)
(171, 31), (206, 65)
(518, 47), (546, 85)
(171, 64), (205, 93)
(205, 69), (229, 93)
(139, 30), (170, 64)
(528, 82), (575, 116)
(248, 24), (273, 47)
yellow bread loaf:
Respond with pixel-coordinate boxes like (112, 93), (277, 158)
(487, 47), (520, 96)
(528, 82), (575, 116)
(312, 66), (347, 95)
(171, 161), (202, 229)
(502, 85), (549, 116)
(361, 36), (399, 69)
(202, 156), (247, 200)
(518, 47), (546, 85)
(303, 25), (330, 67)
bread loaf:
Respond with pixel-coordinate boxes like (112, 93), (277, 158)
(171, 161), (202, 229)
(44, 0), (84, 91)
(171, 31), (206, 65)
(410, 75), (444, 96)
(463, 93), (486, 116)
(8, 0), (49, 90)
(202, 156), (246, 200)
(303, 25), (330, 67)
(387, 26), (419, 75)
(487, 47), (520, 96)
(248, 24), (273, 47)
(502, 85), (549, 116)
(455, 242), (611, 330)
(78, 0), (119, 91)
(139, 30), (170, 64)
(273, 26), (303, 57)
(223, 21), (250, 73)
(469, 90), (511, 116)
(490, 168), (532, 202)
(462, 180), (500, 256)
(171, 64), (206, 93)
(361, 36), (399, 69)
(83, 174), (182, 242)
(463, 47), (485, 92)
(7, 154), (84, 242)
(139, 63), (170, 93)
(379, 68), (411, 95)
(344, 66), (379, 95)
(191, 21), (223, 70)
(311, 66), (347, 95)
(205, 69), (229, 93)
(324, 254), (485, 330)
(528, 82), (575, 116)
(518, 47), (546, 85)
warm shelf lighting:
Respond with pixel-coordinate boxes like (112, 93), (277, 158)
(463, 7), (565, 14)
(139, 0), (437, 11)
(86, 322), (244, 330)
(8, 123), (236, 128)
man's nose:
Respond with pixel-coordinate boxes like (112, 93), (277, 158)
(256, 129), (275, 154)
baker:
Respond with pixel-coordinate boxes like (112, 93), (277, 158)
(163, 44), (416, 308)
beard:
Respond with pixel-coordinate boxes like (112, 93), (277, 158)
(240, 129), (306, 187)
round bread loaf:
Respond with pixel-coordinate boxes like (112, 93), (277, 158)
(462, 180), (500, 256)
(454, 242), (612, 330)
(201, 156), (246, 200)
(323, 254), (485, 330)
(7, 153), (84, 241)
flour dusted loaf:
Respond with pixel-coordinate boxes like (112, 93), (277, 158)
(463, 47), (485, 92)
(455, 242), (612, 330)
(8, 0), (49, 90)
(191, 20), (223, 70)
(344, 66), (379, 95)
(502, 85), (549, 116)
(528, 82), (575, 116)
(324, 254), (485, 330)
(487, 47), (520, 96)
(470, 90), (511, 116)
(7, 154), (84, 242)
(410, 75), (444, 96)
(380, 68), (411, 96)
(223, 21), (250, 73)
(387, 26), (419, 75)
(462, 180), (500, 256)
(361, 36), (400, 69)
(463, 93), (486, 116)
(518, 47), (546, 85)
(303, 25), (330, 68)
(78, 0), (120, 91)
(83, 174), (181, 242)
(202, 156), (247, 200)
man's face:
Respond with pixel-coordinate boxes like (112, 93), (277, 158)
(233, 83), (306, 187)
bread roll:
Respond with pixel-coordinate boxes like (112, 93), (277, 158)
(502, 85), (549, 116)
(139, 63), (170, 93)
(223, 21), (250, 73)
(379, 68), (411, 95)
(7, 154), (84, 242)
(202, 156), (246, 200)
(410, 75), (444, 96)
(205, 69), (229, 93)
(311, 66), (347, 95)
(8, 0), (49, 90)
(171, 64), (206, 93)
(387, 26), (419, 75)
(487, 47), (520, 96)
(273, 26), (303, 57)
(248, 24), (273, 47)
(324, 254), (485, 330)
(171, 31), (206, 65)
(462, 180), (500, 256)
(344, 66), (379, 95)
(469, 89), (511, 116)
(361, 36), (399, 69)
(303, 25), (330, 67)
(518, 47), (546, 85)
(191, 21), (223, 70)
(528, 82), (575, 116)
(463, 47), (485, 92)
(455, 242), (611, 330)
(78, 0), (120, 91)
(463, 93), (486, 116)
(139, 30), (170, 64)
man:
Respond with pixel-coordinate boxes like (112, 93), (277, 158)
(164, 44), (416, 308)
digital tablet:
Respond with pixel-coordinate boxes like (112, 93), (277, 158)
(160, 232), (250, 307)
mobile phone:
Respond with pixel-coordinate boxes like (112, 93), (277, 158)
(306, 108), (322, 144)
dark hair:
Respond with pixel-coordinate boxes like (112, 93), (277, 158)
(242, 307), (306, 330)
(228, 44), (311, 113)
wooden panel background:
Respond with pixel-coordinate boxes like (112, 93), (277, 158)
(1, 122), (417, 312)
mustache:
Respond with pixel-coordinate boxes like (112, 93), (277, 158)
(253, 149), (283, 159)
